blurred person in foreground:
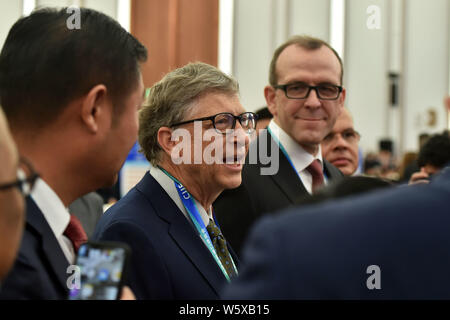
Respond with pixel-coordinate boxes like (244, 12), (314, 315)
(0, 107), (33, 282)
(0, 7), (147, 299)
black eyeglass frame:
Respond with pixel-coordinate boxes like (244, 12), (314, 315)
(0, 157), (39, 196)
(170, 112), (259, 134)
(274, 83), (343, 100)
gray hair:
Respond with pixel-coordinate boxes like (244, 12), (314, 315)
(138, 62), (239, 166)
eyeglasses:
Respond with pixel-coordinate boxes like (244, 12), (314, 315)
(171, 112), (258, 134)
(274, 82), (343, 100)
(323, 129), (361, 144)
(0, 157), (39, 197)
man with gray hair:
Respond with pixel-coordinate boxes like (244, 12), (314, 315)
(93, 62), (257, 299)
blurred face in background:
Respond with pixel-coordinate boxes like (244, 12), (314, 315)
(321, 108), (360, 175)
(0, 108), (24, 218)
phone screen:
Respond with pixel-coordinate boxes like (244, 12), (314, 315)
(68, 242), (129, 300)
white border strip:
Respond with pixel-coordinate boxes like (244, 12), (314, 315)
(218, 0), (234, 75)
(23, 0), (36, 16)
(330, 0), (346, 60)
(117, 0), (131, 32)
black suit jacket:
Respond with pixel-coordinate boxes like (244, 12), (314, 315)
(223, 166), (450, 299)
(0, 198), (70, 300)
(92, 172), (239, 300)
(214, 129), (343, 257)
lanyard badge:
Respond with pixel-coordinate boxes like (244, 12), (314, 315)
(159, 167), (237, 281)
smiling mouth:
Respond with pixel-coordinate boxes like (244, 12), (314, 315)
(223, 154), (245, 165)
(295, 116), (325, 121)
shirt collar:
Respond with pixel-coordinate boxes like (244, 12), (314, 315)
(31, 178), (70, 239)
(150, 166), (212, 226)
(268, 120), (323, 173)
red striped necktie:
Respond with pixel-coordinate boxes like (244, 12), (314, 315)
(306, 159), (324, 193)
(64, 215), (88, 253)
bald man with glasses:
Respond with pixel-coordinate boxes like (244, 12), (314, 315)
(322, 108), (361, 176)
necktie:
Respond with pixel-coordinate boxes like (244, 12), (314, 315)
(306, 159), (324, 193)
(64, 215), (88, 253)
(206, 219), (237, 278)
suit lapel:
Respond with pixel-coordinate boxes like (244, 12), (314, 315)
(324, 160), (343, 180)
(258, 131), (343, 202)
(26, 198), (70, 293)
(137, 173), (228, 296)
(259, 130), (308, 203)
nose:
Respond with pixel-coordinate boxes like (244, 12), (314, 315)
(233, 121), (250, 149)
(304, 88), (321, 108)
(332, 133), (349, 150)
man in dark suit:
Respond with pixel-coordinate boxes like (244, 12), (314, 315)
(0, 8), (147, 299)
(222, 164), (450, 299)
(93, 62), (254, 299)
(214, 36), (345, 256)
(222, 96), (450, 299)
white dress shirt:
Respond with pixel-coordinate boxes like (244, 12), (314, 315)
(268, 120), (326, 194)
(150, 166), (237, 275)
(31, 178), (75, 264)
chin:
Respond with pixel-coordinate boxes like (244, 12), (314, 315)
(221, 176), (242, 190)
(338, 166), (354, 176)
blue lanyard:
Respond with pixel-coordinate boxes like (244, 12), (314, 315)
(158, 167), (237, 281)
(267, 127), (328, 182)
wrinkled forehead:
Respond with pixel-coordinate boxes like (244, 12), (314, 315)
(187, 92), (244, 119)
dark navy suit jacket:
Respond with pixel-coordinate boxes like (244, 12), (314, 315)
(223, 166), (450, 299)
(93, 172), (238, 300)
(0, 198), (70, 300)
(214, 129), (344, 257)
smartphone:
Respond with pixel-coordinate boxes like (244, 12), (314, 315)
(68, 241), (131, 300)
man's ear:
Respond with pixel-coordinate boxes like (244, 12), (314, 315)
(80, 84), (108, 133)
(337, 87), (347, 115)
(157, 126), (176, 155)
(264, 85), (277, 117)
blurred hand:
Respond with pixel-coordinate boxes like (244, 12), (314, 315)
(409, 167), (430, 185)
(120, 286), (135, 300)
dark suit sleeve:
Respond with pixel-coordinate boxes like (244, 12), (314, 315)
(95, 221), (172, 299)
(0, 253), (45, 300)
(221, 216), (288, 300)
